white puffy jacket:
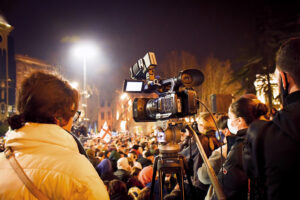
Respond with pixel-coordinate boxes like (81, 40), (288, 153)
(0, 123), (109, 200)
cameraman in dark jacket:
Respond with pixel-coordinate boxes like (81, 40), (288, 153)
(243, 37), (300, 200)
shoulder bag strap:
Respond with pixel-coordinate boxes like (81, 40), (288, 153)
(4, 147), (50, 200)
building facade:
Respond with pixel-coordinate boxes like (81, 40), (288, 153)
(0, 16), (15, 122)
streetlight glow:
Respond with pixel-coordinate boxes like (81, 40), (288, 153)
(73, 41), (98, 58)
(71, 40), (99, 125)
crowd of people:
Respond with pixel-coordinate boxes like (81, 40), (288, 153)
(0, 37), (299, 200)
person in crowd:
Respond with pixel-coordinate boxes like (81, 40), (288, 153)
(180, 112), (220, 199)
(243, 37), (300, 200)
(86, 148), (100, 167)
(127, 166), (144, 189)
(109, 147), (121, 171)
(197, 115), (230, 200)
(0, 71), (109, 199)
(138, 165), (168, 199)
(137, 187), (150, 200)
(138, 166), (154, 188)
(211, 97), (268, 200)
(114, 157), (132, 183)
(108, 179), (130, 200)
(137, 150), (154, 168)
(96, 158), (118, 181)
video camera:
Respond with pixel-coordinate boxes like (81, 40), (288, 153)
(123, 52), (204, 122)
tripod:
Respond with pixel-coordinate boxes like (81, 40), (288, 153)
(149, 152), (194, 200)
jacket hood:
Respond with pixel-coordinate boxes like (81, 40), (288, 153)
(5, 123), (78, 153)
(96, 158), (113, 176)
(273, 91), (300, 144)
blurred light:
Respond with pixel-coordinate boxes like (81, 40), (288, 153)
(72, 41), (98, 58)
(120, 93), (128, 100)
(70, 81), (79, 89)
(116, 111), (119, 120)
(191, 118), (194, 123)
(120, 121), (127, 131)
(128, 99), (132, 106)
(185, 118), (189, 123)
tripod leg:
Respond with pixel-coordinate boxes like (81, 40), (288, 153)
(159, 169), (163, 200)
(176, 170), (185, 200)
(181, 155), (195, 198)
(162, 173), (166, 192)
(150, 156), (159, 200)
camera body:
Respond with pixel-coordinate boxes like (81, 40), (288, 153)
(124, 52), (204, 122)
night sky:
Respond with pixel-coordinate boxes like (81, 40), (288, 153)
(1, 0), (299, 94)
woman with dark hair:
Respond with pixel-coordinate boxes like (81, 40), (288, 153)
(0, 71), (109, 199)
(108, 179), (130, 200)
(212, 97), (268, 200)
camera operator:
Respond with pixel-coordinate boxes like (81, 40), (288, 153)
(243, 37), (300, 200)
(180, 112), (220, 199)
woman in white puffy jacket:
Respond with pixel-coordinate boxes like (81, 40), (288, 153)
(0, 71), (109, 200)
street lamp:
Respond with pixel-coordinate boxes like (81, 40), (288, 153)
(72, 41), (98, 123)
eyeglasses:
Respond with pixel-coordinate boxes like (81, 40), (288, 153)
(73, 111), (81, 123)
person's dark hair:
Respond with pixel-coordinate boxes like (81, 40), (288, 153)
(230, 98), (268, 125)
(7, 71), (79, 130)
(276, 37), (300, 86)
(216, 115), (229, 129)
(108, 179), (127, 196)
(131, 167), (141, 177)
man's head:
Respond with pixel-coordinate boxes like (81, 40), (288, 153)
(275, 37), (300, 94)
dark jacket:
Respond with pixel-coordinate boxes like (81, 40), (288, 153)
(243, 91), (300, 200)
(137, 157), (153, 168)
(114, 169), (132, 183)
(96, 159), (119, 181)
(213, 129), (248, 200)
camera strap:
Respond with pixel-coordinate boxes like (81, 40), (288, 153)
(4, 147), (50, 200)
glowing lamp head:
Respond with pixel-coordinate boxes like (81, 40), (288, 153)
(73, 41), (98, 58)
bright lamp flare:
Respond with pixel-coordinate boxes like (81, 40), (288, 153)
(73, 41), (98, 58)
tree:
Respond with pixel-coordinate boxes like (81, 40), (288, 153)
(232, 2), (299, 109)
(197, 55), (243, 111)
(158, 50), (199, 78)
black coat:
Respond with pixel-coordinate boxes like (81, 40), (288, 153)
(114, 169), (132, 183)
(243, 91), (300, 200)
(137, 157), (153, 168)
(213, 129), (248, 200)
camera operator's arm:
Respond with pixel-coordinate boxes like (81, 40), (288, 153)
(197, 145), (227, 185)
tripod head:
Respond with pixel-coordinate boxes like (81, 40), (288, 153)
(158, 120), (185, 156)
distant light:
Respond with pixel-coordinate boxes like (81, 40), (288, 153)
(70, 81), (79, 89)
(72, 41), (98, 58)
(116, 111), (119, 120)
(185, 118), (189, 123)
(120, 93), (128, 100)
(120, 121), (127, 131)
(128, 99), (132, 106)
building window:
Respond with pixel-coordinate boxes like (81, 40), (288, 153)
(107, 112), (111, 120)
(101, 112), (104, 119)
(101, 100), (105, 107)
(108, 102), (111, 107)
(1, 90), (4, 100)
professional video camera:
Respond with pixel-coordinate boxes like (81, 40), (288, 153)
(123, 52), (204, 122)
(123, 53), (226, 200)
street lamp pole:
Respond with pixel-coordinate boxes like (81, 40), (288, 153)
(83, 55), (87, 121)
